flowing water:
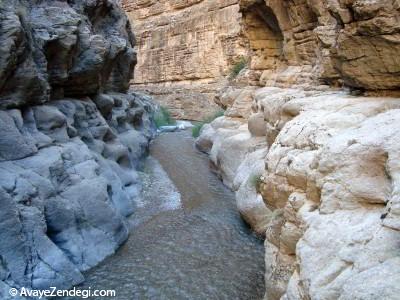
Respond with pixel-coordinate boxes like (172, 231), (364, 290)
(68, 131), (265, 300)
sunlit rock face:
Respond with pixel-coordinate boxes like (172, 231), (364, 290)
(198, 87), (400, 300)
(193, 1), (400, 299)
(257, 89), (400, 300)
(0, 0), (155, 297)
(124, 0), (400, 120)
(122, 0), (249, 120)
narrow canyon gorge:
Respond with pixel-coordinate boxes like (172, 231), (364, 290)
(0, 0), (399, 300)
(124, 0), (400, 299)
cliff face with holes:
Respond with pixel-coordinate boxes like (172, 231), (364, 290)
(192, 1), (400, 300)
(0, 0), (155, 297)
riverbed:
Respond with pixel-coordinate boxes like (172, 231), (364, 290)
(69, 130), (265, 299)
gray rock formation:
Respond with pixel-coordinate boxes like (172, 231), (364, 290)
(0, 0), (155, 296)
(0, 0), (136, 108)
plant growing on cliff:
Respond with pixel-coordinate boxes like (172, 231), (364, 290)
(248, 174), (263, 192)
(154, 106), (176, 128)
(192, 110), (225, 138)
(229, 57), (248, 79)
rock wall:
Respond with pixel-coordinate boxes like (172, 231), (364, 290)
(199, 87), (400, 299)
(196, 0), (400, 299)
(262, 0), (400, 90)
(0, 0), (155, 297)
(124, 0), (400, 120)
(122, 0), (249, 120)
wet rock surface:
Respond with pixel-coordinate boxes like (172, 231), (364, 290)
(0, 92), (155, 297)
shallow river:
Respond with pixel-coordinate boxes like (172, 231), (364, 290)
(69, 131), (265, 300)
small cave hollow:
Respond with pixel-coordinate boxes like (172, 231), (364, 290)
(242, 3), (285, 71)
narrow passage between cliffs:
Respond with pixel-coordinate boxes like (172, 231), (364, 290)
(64, 130), (265, 300)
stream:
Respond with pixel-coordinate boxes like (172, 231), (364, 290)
(68, 130), (265, 299)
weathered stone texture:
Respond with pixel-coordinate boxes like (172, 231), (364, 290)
(124, 0), (400, 120)
(0, 93), (155, 296)
(0, 0), (136, 109)
(198, 87), (400, 300)
(122, 0), (247, 120)
(194, 1), (400, 295)
(123, 0), (400, 298)
(126, 0), (244, 84)
(0, 0), (156, 295)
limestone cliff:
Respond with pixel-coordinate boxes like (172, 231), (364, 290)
(193, 0), (400, 299)
(124, 0), (400, 121)
(122, 0), (249, 120)
(0, 0), (155, 297)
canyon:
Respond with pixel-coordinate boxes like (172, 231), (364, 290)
(0, 0), (400, 299)
(125, 0), (400, 299)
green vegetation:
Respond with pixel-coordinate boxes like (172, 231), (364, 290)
(271, 208), (284, 219)
(192, 110), (225, 138)
(191, 122), (204, 139)
(154, 106), (176, 128)
(229, 57), (248, 79)
(248, 174), (263, 192)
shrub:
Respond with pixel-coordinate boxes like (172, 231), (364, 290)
(154, 106), (176, 128)
(230, 57), (248, 79)
(248, 174), (263, 191)
(192, 110), (225, 138)
(191, 122), (204, 138)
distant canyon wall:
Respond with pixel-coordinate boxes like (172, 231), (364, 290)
(124, 0), (400, 120)
(122, 0), (248, 120)
(118, 0), (400, 299)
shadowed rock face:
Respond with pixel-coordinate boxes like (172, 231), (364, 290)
(0, 0), (136, 109)
(0, 0), (156, 297)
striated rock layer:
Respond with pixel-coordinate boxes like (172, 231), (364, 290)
(196, 0), (400, 299)
(0, 0), (155, 297)
(124, 0), (400, 120)
(122, 0), (247, 120)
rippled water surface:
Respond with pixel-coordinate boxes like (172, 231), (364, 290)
(70, 131), (265, 300)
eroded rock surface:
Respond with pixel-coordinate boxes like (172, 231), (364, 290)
(259, 89), (400, 300)
(122, 0), (247, 120)
(0, 0), (155, 296)
(124, 0), (400, 120)
(191, 1), (400, 298)
(198, 86), (400, 299)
